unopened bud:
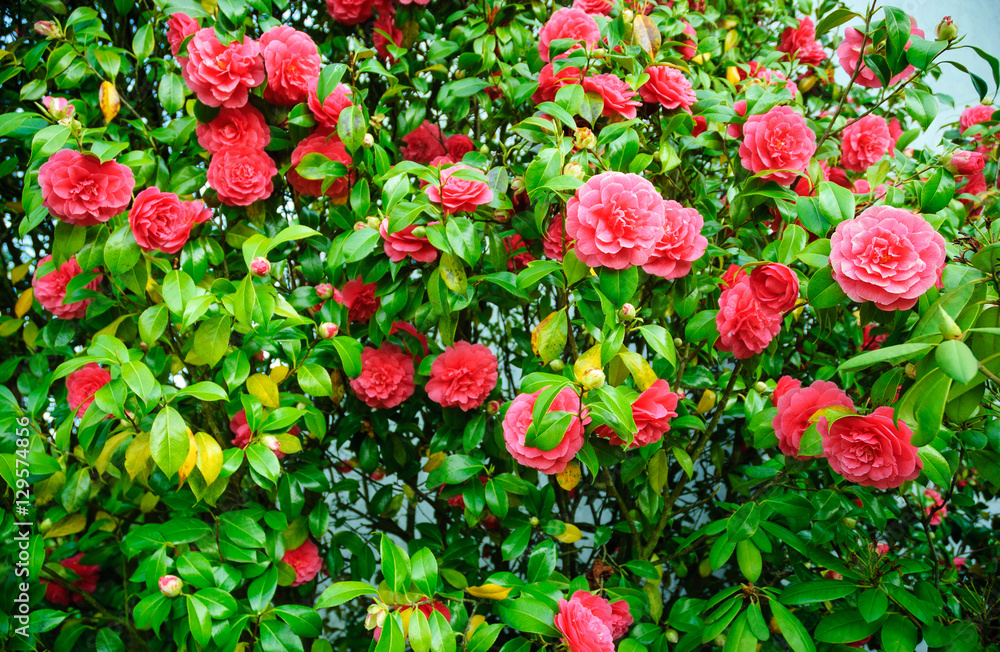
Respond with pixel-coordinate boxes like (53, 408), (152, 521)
(939, 311), (963, 340)
(945, 150), (985, 176)
(34, 21), (62, 39)
(411, 226), (427, 238)
(365, 604), (389, 630)
(40, 518), (52, 532)
(665, 630), (679, 644)
(904, 363), (917, 379)
(580, 367), (606, 390)
(262, 435), (281, 454)
(42, 96), (74, 121)
(841, 517), (857, 529)
(366, 216), (381, 229)
(315, 283), (334, 300)
(511, 177), (525, 193)
(673, 337), (683, 347)
(318, 322), (339, 339)
(936, 16), (958, 42)
(486, 399), (502, 415)
(354, 221), (368, 231)
(529, 516), (540, 527)
(362, 133), (374, 148)
(564, 161), (585, 180)
(159, 575), (183, 598)
(618, 303), (637, 321)
(714, 635), (726, 647)
(621, 9), (634, 24)
(250, 257), (271, 277)
(550, 359), (565, 371)
(371, 468), (385, 481)
(574, 127), (597, 150)
(753, 381), (768, 394)
(493, 209), (510, 223)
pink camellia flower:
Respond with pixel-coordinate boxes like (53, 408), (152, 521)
(554, 591), (632, 652)
(325, 0), (373, 25)
(250, 257), (271, 277)
(715, 278), (783, 359)
(182, 28), (265, 108)
(446, 134), (476, 160)
(959, 104), (994, 134)
(953, 556), (966, 569)
(947, 150), (986, 175)
(836, 18), (923, 89)
(639, 66), (696, 111)
(565, 171), (666, 270)
(598, 380), (680, 449)
(166, 12), (199, 61)
(282, 539), (323, 586)
(749, 263), (799, 313)
(727, 100), (748, 138)
(641, 201), (707, 280)
(373, 7), (404, 62)
(777, 17), (826, 66)
(380, 219), (438, 263)
(820, 406), (922, 489)
(425, 341), (498, 411)
(739, 62), (798, 95)
(334, 277), (380, 323)
(159, 575), (183, 598)
(308, 83), (353, 129)
(424, 164), (494, 215)
(538, 7), (601, 62)
(502, 387), (588, 475)
(875, 543), (890, 555)
(573, 0), (612, 14)
(259, 25), (321, 106)
(230, 409), (252, 448)
(720, 264), (748, 289)
(772, 379), (855, 459)
(390, 321), (430, 359)
(401, 121), (448, 163)
(207, 146), (277, 206)
(42, 96), (74, 120)
(66, 363), (111, 416)
(44, 554), (100, 606)
(533, 64), (585, 104)
(772, 376), (802, 407)
(542, 215), (574, 261)
(675, 20), (697, 60)
(692, 116), (707, 136)
(840, 115), (891, 173)
(397, 0), (430, 4)
(195, 105), (270, 154)
(739, 106), (816, 185)
(350, 344), (416, 409)
(128, 188), (212, 254)
(830, 205), (946, 311)
(582, 74), (642, 120)
(288, 131), (353, 201)
(33, 255), (102, 320)
(505, 235), (535, 271)
(862, 324), (889, 351)
(924, 488), (947, 526)
(852, 179), (888, 199)
(38, 149), (135, 226)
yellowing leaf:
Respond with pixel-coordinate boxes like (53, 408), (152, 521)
(44, 513), (86, 539)
(96, 313), (134, 339)
(633, 14), (661, 59)
(195, 431), (222, 485)
(726, 66), (741, 85)
(556, 462), (581, 491)
(95, 431), (132, 476)
(270, 365), (290, 384)
(15, 288), (32, 318)
(724, 29), (739, 52)
(277, 433), (302, 454)
(696, 389), (716, 414)
(618, 350), (657, 391)
(466, 615), (486, 639)
(423, 451), (446, 472)
(10, 263), (30, 284)
(573, 343), (602, 384)
(467, 584), (512, 600)
(532, 309), (568, 365)
(554, 523), (583, 544)
(140, 492), (160, 513)
(439, 253), (468, 294)
(95, 510), (118, 532)
(125, 431), (152, 481)
(178, 430), (198, 484)
(99, 81), (120, 124)
(247, 373), (280, 407)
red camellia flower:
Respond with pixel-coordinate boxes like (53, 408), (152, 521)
(947, 150), (986, 175)
(39, 149), (135, 226)
(446, 134), (476, 160)
(641, 200), (707, 279)
(675, 20), (697, 59)
(230, 409), (252, 449)
(820, 406), (922, 489)
(830, 205), (946, 311)
(401, 121), (448, 163)
(308, 83), (353, 129)
(573, 0), (612, 14)
(505, 235), (536, 271)
(533, 64), (585, 104)
(282, 539), (323, 586)
(772, 379), (855, 459)
(259, 25), (321, 106)
(380, 218), (438, 263)
(583, 74), (642, 119)
(350, 344), (416, 409)
(195, 105), (270, 154)
(639, 66), (697, 111)
(288, 131), (353, 201)
(166, 12), (199, 62)
(566, 172), (666, 270)
(840, 115), (891, 173)
(598, 379), (680, 449)
(777, 17), (825, 66)
(543, 215), (575, 261)
(182, 28), (265, 107)
(390, 321), (430, 359)
(960, 104), (995, 134)
(334, 277), (380, 323)
(424, 164), (494, 215)
(771, 375), (802, 406)
(837, 18), (923, 89)
(373, 9), (404, 61)
(207, 146), (277, 206)
(66, 363), (111, 417)
(924, 488), (947, 526)
(554, 591), (633, 652)
(738, 105), (816, 185)
(325, 0), (372, 25)
(749, 263), (799, 313)
(44, 554), (100, 606)
(715, 278), (783, 359)
(128, 188), (212, 254)
(503, 387), (588, 475)
(538, 7), (601, 62)
(425, 341), (498, 411)
(33, 255), (102, 320)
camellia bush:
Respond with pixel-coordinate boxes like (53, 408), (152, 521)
(3, 0), (1000, 650)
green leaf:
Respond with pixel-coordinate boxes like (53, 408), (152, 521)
(637, 324), (677, 368)
(297, 363), (332, 397)
(727, 502), (759, 542)
(881, 615), (918, 652)
(315, 581), (378, 608)
(248, 565), (278, 612)
(499, 598), (559, 637)
(599, 267), (639, 307)
(121, 360), (158, 402)
(736, 540), (762, 583)
(858, 589), (888, 623)
(186, 594), (212, 647)
(193, 315), (231, 368)
(381, 534), (411, 594)
(935, 339), (978, 384)
(813, 609), (883, 644)
(150, 407), (190, 477)
(337, 104), (366, 152)
(838, 343), (935, 373)
(426, 455), (484, 487)
(780, 580), (857, 605)
(274, 605), (323, 637)
(331, 336), (363, 377)
(104, 227), (141, 275)
(246, 444), (281, 484)
(411, 548), (438, 597)
(139, 305), (168, 345)
(918, 445), (952, 488)
(920, 168), (955, 214)
(770, 601), (816, 652)
(905, 88), (938, 130)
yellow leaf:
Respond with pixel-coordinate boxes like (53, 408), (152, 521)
(247, 373), (280, 407)
(724, 29), (739, 52)
(632, 14), (661, 59)
(10, 262), (29, 284)
(22, 321), (38, 350)
(178, 430), (198, 484)
(270, 365), (290, 384)
(439, 253), (468, 294)
(195, 431), (222, 485)
(15, 288), (33, 317)
(466, 615), (486, 639)
(95, 431), (133, 476)
(34, 471), (65, 505)
(125, 432), (152, 481)
(99, 81), (120, 124)
(556, 462), (581, 491)
(467, 584), (512, 600)
(96, 313), (135, 338)
(532, 309), (569, 365)
(696, 389), (716, 414)
(140, 492), (160, 513)
(554, 523), (582, 544)
(423, 451), (446, 472)
(95, 510), (117, 532)
(0, 317), (21, 337)
(277, 433), (302, 454)
(44, 513), (86, 539)
(726, 66), (741, 85)
(618, 350), (658, 391)
(573, 343), (602, 384)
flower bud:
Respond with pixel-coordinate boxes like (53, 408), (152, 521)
(34, 21), (62, 39)
(354, 221), (368, 231)
(574, 127), (597, 150)
(42, 96), (74, 121)
(250, 257), (271, 277)
(262, 435), (281, 454)
(904, 363), (917, 379)
(315, 283), (334, 300)
(409, 225), (427, 239)
(371, 468), (386, 481)
(365, 603), (389, 630)
(714, 635), (727, 647)
(511, 177), (526, 193)
(580, 367), (606, 390)
(841, 517), (857, 529)
(366, 216), (381, 229)
(618, 303), (637, 321)
(529, 516), (540, 527)
(362, 133), (374, 148)
(486, 399), (502, 415)
(938, 310), (963, 340)
(564, 161), (585, 180)
(159, 575), (183, 598)
(549, 359), (565, 371)
(40, 518), (52, 532)
(936, 16), (958, 41)
(621, 9), (634, 24)
(753, 381), (768, 394)
(673, 337), (683, 347)
(493, 209), (510, 223)
(945, 150), (985, 175)
(665, 630), (679, 644)
(318, 322), (339, 339)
